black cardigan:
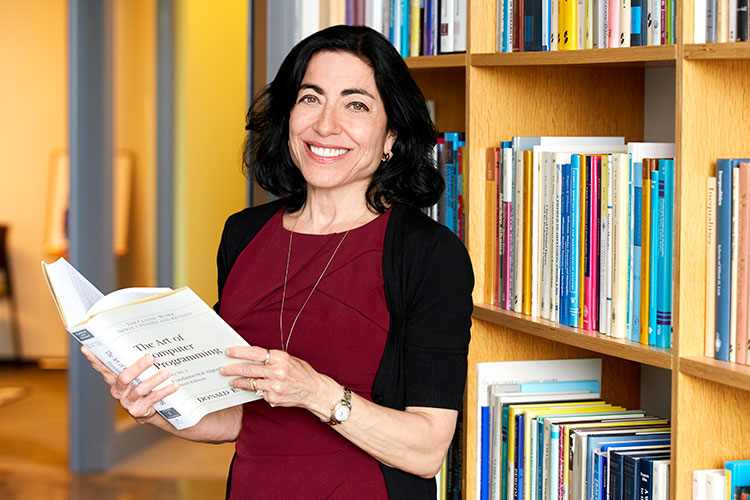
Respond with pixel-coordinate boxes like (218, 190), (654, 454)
(216, 200), (474, 499)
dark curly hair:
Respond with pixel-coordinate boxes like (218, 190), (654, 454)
(244, 24), (443, 213)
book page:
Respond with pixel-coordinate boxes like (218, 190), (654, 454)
(41, 258), (104, 328)
(87, 287), (173, 318)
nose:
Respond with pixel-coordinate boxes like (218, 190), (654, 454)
(312, 102), (340, 136)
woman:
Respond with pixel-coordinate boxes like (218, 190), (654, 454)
(82, 25), (473, 499)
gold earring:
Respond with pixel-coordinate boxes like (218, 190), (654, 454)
(381, 152), (391, 162)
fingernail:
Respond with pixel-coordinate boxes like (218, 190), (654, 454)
(225, 348), (233, 356)
(219, 367), (225, 375)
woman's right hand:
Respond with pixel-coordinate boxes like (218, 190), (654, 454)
(80, 345), (179, 425)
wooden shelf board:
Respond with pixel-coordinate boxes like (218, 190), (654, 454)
(470, 45), (677, 66)
(473, 304), (673, 369)
(684, 42), (750, 60)
(404, 53), (467, 69)
(679, 355), (750, 392)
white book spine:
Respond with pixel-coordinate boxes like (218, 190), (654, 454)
(440, 0), (455, 53)
(705, 469), (725, 500)
(620, 0), (632, 46)
(541, 153), (554, 320)
(551, 0), (560, 50)
(728, 0), (738, 41)
(578, 0), (587, 47)
(497, 0), (505, 51)
(651, 0), (662, 44)
(532, 152), (543, 317)
(695, 0), (708, 42)
(599, 156), (610, 335)
(514, 152), (525, 313)
(453, 0), (467, 51)
(610, 153), (629, 338)
(554, 158), (563, 322)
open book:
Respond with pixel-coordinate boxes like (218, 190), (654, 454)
(42, 257), (259, 429)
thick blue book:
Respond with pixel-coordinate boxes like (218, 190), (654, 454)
(655, 159), (674, 349)
(725, 459), (750, 499)
(638, 455), (671, 500)
(648, 166), (660, 346)
(715, 159), (734, 360)
(631, 0), (643, 45)
(401, 0), (410, 57)
(624, 452), (670, 500)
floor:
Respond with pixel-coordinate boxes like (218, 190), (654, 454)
(0, 363), (236, 500)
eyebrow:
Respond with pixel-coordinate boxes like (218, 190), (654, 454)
(299, 83), (374, 99)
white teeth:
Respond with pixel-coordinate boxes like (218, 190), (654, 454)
(309, 145), (349, 157)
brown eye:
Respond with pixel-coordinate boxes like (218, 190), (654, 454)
(349, 101), (369, 112)
(298, 95), (318, 104)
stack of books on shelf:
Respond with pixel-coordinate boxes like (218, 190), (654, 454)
(694, 0), (750, 43)
(485, 138), (676, 348)
(494, 0), (676, 52)
(428, 132), (467, 242)
(323, 0), (467, 56)
(705, 158), (750, 365)
(694, 460), (750, 499)
(475, 358), (671, 500)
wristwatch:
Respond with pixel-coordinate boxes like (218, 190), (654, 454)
(327, 387), (352, 425)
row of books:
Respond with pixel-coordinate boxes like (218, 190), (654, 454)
(694, 0), (750, 43)
(705, 158), (750, 364)
(427, 132), (466, 242)
(485, 138), (676, 348)
(494, 0), (676, 52)
(476, 358), (670, 500)
(338, 0), (467, 56)
(693, 461), (750, 499)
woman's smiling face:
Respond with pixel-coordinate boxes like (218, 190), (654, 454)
(287, 50), (396, 197)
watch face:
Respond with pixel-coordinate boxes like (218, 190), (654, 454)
(334, 405), (350, 422)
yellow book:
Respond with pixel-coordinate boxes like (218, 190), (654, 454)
(579, 154), (586, 328)
(440, 456), (447, 499)
(560, 419), (670, 500)
(507, 400), (605, 500)
(486, 148), (499, 305)
(522, 404), (624, 499)
(560, 0), (578, 49)
(640, 158), (652, 344)
(523, 150), (534, 315)
(410, 0), (421, 57)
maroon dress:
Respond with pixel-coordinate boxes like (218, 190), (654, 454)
(219, 207), (391, 499)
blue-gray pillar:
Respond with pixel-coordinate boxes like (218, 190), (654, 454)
(68, 0), (116, 472)
(157, 0), (174, 286)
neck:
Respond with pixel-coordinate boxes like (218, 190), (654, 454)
(286, 190), (377, 234)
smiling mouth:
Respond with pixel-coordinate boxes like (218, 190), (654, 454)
(308, 144), (351, 158)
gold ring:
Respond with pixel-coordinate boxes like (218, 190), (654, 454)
(251, 378), (258, 391)
(263, 351), (271, 365)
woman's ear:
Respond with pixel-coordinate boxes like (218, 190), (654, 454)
(384, 129), (397, 154)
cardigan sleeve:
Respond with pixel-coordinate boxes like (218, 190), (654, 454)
(402, 226), (474, 410)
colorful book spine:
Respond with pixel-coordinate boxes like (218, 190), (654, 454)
(503, 145), (515, 310)
(609, 0), (622, 46)
(584, 155), (600, 331)
(706, 176), (718, 357)
(610, 152), (629, 338)
(570, 155), (582, 326)
(631, 0), (643, 44)
(736, 163), (750, 365)
(560, 0), (578, 49)
(655, 158), (674, 349)
(523, 150), (534, 316)
(410, 0), (421, 56)
(402, 0), (411, 56)
(631, 156), (644, 342)
(640, 159), (652, 345)
(580, 154), (587, 328)
(561, 158), (571, 326)
(648, 163), (660, 346)
(488, 148), (501, 307)
(514, 147), (525, 313)
(731, 166), (741, 362)
(716, 159), (734, 361)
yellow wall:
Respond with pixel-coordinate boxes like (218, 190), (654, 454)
(0, 0), (69, 359)
(174, 1), (248, 303)
(114, 0), (157, 289)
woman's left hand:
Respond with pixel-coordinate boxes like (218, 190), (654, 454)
(220, 346), (339, 421)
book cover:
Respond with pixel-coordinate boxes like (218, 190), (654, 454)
(631, 156), (644, 342)
(486, 147), (499, 306)
(439, 0), (454, 53)
(610, 152), (630, 338)
(600, 154), (611, 335)
(731, 166), (741, 362)
(694, 468), (724, 500)
(620, 0), (632, 46)
(42, 258), (259, 430)
(655, 158), (674, 349)
(503, 144), (515, 310)
(584, 155), (601, 331)
(725, 460), (750, 500)
(570, 154), (582, 327)
(609, 0), (621, 45)
(631, 0), (643, 44)
(561, 0), (578, 48)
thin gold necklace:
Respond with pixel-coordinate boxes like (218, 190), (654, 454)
(279, 213), (358, 352)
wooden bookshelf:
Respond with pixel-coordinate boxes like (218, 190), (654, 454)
(404, 53), (467, 68)
(471, 45), (677, 66)
(679, 356), (750, 392)
(397, 2), (750, 499)
(474, 304), (673, 369)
